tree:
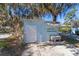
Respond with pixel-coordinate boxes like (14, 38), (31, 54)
(64, 7), (77, 28)
(6, 4), (23, 37)
(39, 3), (76, 24)
(65, 7), (77, 22)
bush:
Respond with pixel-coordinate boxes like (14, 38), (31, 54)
(75, 30), (79, 35)
(59, 26), (71, 33)
(65, 38), (79, 44)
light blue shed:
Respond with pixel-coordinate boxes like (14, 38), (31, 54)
(23, 19), (59, 43)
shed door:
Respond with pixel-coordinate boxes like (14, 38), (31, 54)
(24, 25), (37, 43)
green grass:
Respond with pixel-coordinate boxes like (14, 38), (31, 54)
(0, 41), (7, 48)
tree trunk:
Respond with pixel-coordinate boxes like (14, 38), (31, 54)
(53, 15), (57, 24)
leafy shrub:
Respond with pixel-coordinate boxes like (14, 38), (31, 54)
(0, 27), (13, 33)
(65, 38), (79, 44)
(59, 25), (71, 33)
(75, 30), (79, 35)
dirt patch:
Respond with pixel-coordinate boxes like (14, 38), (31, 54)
(22, 43), (74, 56)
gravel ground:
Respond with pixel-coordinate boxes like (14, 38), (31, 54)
(21, 43), (74, 56)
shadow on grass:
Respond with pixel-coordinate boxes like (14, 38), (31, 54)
(0, 43), (25, 56)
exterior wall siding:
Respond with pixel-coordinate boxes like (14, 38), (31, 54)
(23, 19), (58, 43)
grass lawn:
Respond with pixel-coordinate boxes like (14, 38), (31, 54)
(0, 41), (8, 48)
